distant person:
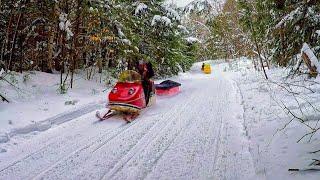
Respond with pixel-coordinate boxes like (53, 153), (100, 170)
(201, 63), (205, 71)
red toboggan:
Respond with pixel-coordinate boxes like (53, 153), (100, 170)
(155, 80), (181, 96)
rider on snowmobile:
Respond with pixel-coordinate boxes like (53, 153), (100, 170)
(136, 60), (154, 105)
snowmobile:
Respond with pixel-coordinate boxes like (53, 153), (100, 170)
(96, 70), (156, 122)
(202, 63), (211, 74)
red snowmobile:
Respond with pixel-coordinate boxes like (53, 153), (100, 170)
(96, 70), (155, 122)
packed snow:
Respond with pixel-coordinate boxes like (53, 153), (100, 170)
(0, 59), (320, 179)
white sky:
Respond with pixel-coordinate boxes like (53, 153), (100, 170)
(168, 0), (195, 7)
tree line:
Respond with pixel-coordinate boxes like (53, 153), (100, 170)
(206, 0), (320, 76)
(0, 0), (198, 92)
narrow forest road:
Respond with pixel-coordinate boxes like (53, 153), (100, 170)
(0, 62), (256, 180)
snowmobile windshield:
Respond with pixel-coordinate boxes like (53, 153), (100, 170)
(118, 70), (142, 83)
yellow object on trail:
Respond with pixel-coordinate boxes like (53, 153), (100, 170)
(202, 63), (211, 74)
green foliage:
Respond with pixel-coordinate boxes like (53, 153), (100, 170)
(208, 0), (320, 67)
(0, 0), (198, 79)
(58, 83), (68, 94)
(237, 0), (320, 66)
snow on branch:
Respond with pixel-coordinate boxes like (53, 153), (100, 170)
(276, 6), (303, 28)
(0, 69), (4, 77)
(162, 5), (180, 21)
(59, 12), (74, 40)
(185, 37), (201, 43)
(135, 3), (148, 16)
(114, 21), (125, 38)
(301, 43), (320, 74)
(120, 39), (131, 46)
(178, 25), (189, 34)
(151, 15), (172, 27)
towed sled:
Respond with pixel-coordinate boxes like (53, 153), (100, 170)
(96, 70), (155, 122)
(155, 80), (181, 96)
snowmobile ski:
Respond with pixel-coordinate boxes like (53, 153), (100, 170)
(96, 110), (116, 121)
(123, 113), (139, 123)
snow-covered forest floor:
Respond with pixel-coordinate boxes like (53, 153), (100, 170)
(0, 71), (109, 144)
(228, 59), (320, 179)
(0, 59), (320, 179)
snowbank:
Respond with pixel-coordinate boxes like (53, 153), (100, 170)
(0, 71), (107, 143)
(226, 59), (320, 179)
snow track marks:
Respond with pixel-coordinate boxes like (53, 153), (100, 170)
(0, 65), (257, 180)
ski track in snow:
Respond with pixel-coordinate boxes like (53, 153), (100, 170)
(0, 63), (256, 180)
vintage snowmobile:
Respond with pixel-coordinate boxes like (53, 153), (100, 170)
(96, 70), (155, 122)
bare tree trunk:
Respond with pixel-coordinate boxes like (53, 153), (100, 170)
(47, 27), (54, 73)
(251, 25), (268, 79)
(251, 56), (258, 70)
(19, 35), (23, 73)
(3, 11), (14, 71)
(60, 31), (65, 86)
(255, 41), (268, 79)
(70, 0), (82, 89)
(8, 3), (24, 71)
(262, 50), (270, 69)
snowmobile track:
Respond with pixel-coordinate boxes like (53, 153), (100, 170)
(1, 102), (105, 146)
(109, 80), (226, 180)
(101, 94), (200, 180)
(30, 123), (133, 180)
(0, 63), (258, 180)
(32, 92), (199, 180)
(12, 90), (194, 180)
(0, 103), (105, 173)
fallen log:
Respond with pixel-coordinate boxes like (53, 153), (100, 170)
(0, 93), (9, 103)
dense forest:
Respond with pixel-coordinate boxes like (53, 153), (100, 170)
(205, 0), (320, 77)
(0, 0), (198, 93)
(1, 0), (320, 89)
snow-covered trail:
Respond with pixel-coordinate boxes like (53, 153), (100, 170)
(0, 63), (256, 180)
